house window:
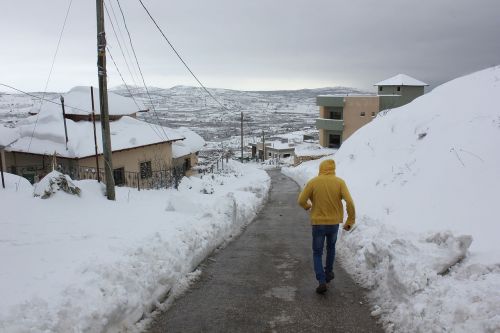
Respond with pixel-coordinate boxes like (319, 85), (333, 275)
(140, 161), (152, 179)
(283, 153), (291, 158)
(326, 107), (342, 120)
(329, 111), (342, 120)
(371, 112), (376, 117)
(113, 167), (125, 186)
(397, 86), (401, 92)
(379, 86), (383, 92)
(360, 112), (366, 116)
(328, 134), (341, 148)
(183, 158), (191, 171)
(268, 152), (272, 157)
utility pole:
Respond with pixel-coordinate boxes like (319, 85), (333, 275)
(60, 96), (69, 150)
(0, 151), (5, 189)
(96, 0), (115, 200)
(90, 86), (101, 182)
(240, 111), (244, 163)
(262, 130), (266, 161)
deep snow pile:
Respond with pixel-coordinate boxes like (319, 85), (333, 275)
(283, 66), (500, 332)
(33, 170), (81, 198)
(0, 161), (270, 332)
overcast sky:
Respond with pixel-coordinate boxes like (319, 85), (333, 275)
(1, 0), (499, 93)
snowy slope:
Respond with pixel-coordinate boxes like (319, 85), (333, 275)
(0, 162), (269, 332)
(283, 66), (500, 332)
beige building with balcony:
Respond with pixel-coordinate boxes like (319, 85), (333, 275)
(317, 74), (427, 148)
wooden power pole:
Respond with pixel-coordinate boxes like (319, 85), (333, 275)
(90, 86), (101, 183)
(96, 0), (115, 200)
(262, 130), (266, 161)
(240, 111), (244, 162)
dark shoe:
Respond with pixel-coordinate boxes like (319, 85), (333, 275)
(316, 283), (327, 294)
(326, 271), (335, 283)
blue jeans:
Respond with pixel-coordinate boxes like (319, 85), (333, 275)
(312, 224), (339, 284)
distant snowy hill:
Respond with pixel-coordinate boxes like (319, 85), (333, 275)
(284, 66), (500, 332)
(1, 86), (369, 141)
(0, 92), (59, 126)
(111, 85), (370, 140)
(111, 84), (369, 114)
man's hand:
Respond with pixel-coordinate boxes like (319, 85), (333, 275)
(343, 224), (352, 231)
(304, 203), (312, 211)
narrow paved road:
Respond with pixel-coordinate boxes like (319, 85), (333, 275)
(146, 170), (383, 333)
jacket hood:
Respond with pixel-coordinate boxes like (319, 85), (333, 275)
(318, 159), (336, 176)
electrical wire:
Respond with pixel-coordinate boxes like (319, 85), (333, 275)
(104, 0), (140, 89)
(0, 84), (91, 115)
(106, 46), (165, 141)
(25, 0), (74, 154)
(115, 0), (170, 140)
(137, 0), (231, 114)
(107, 0), (142, 87)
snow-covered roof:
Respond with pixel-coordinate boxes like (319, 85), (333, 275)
(294, 142), (337, 157)
(7, 107), (184, 158)
(268, 141), (295, 150)
(375, 74), (428, 87)
(317, 94), (375, 98)
(0, 126), (19, 147)
(172, 127), (205, 158)
(33, 86), (145, 116)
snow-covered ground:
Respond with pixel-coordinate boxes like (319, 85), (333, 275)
(283, 66), (500, 332)
(0, 161), (270, 332)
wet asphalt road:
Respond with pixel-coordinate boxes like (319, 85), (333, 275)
(145, 170), (383, 333)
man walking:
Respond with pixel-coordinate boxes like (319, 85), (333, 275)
(298, 159), (355, 294)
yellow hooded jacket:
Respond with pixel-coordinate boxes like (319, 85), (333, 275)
(297, 159), (355, 226)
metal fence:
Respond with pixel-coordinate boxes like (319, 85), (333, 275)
(10, 164), (185, 190)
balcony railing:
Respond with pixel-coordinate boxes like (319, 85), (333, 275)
(315, 118), (344, 131)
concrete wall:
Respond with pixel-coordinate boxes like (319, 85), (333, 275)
(5, 152), (70, 170)
(173, 152), (199, 175)
(342, 96), (379, 140)
(79, 142), (173, 172)
(4, 142), (174, 183)
(378, 86), (424, 111)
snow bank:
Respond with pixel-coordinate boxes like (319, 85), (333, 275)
(33, 170), (81, 198)
(0, 171), (33, 191)
(283, 66), (500, 332)
(0, 161), (270, 332)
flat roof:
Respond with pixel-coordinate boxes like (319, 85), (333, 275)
(317, 93), (375, 98)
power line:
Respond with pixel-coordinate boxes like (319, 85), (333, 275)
(0, 83), (91, 114)
(108, 0), (142, 87)
(115, 0), (170, 140)
(137, 0), (231, 114)
(105, 0), (168, 141)
(106, 46), (165, 141)
(104, 0), (140, 89)
(26, 0), (74, 154)
(105, 46), (143, 112)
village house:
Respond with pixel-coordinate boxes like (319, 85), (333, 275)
(2, 86), (205, 188)
(316, 74), (428, 148)
(249, 139), (295, 161)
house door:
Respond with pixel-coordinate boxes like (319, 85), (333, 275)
(328, 134), (341, 148)
(113, 167), (125, 186)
